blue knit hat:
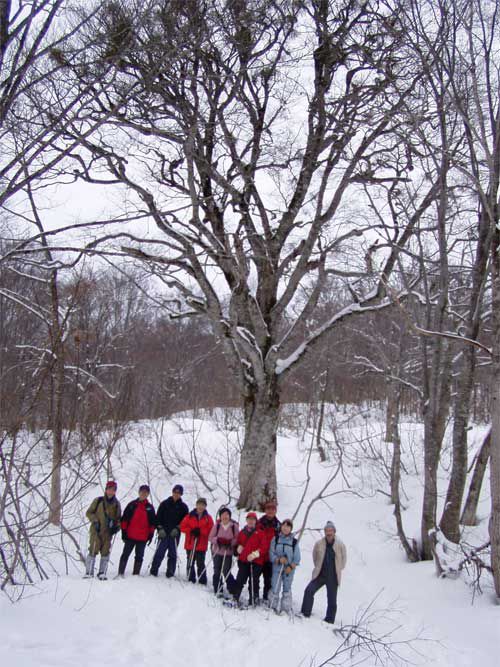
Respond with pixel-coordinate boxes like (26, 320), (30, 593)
(172, 484), (184, 495)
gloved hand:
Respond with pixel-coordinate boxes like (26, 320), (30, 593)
(107, 518), (115, 531)
(157, 527), (167, 540)
(147, 536), (153, 546)
(93, 521), (100, 533)
(279, 556), (288, 565)
(237, 545), (244, 554)
(170, 527), (180, 538)
(121, 530), (127, 542)
(217, 537), (232, 547)
(285, 566), (293, 575)
(190, 527), (201, 538)
(247, 550), (259, 562)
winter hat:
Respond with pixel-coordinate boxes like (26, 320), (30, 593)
(172, 484), (184, 495)
(218, 506), (232, 519)
(105, 480), (117, 490)
(196, 497), (207, 506)
(139, 484), (150, 493)
(324, 521), (336, 531)
(246, 512), (258, 520)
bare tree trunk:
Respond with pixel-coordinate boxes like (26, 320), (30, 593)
(237, 378), (279, 510)
(386, 379), (402, 505)
(490, 222), (500, 600)
(461, 428), (491, 526)
(48, 272), (65, 526)
(440, 201), (490, 542)
(386, 378), (419, 561)
(439, 346), (475, 542)
(316, 368), (329, 463)
(421, 342), (453, 560)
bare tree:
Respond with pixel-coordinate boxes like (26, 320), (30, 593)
(56, 0), (442, 509)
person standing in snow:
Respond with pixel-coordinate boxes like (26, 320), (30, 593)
(268, 519), (300, 614)
(257, 500), (281, 602)
(180, 497), (214, 584)
(209, 506), (239, 596)
(300, 521), (347, 624)
(150, 484), (189, 578)
(228, 512), (266, 606)
(117, 484), (156, 577)
(84, 480), (121, 580)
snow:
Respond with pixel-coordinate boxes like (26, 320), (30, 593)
(1, 407), (499, 667)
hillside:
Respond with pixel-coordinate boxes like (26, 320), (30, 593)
(0, 407), (497, 667)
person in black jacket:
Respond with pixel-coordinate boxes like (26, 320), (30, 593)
(150, 484), (189, 577)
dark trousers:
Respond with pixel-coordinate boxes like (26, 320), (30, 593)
(229, 561), (262, 604)
(301, 575), (338, 622)
(212, 553), (235, 594)
(261, 560), (273, 600)
(150, 536), (179, 576)
(186, 549), (207, 584)
(118, 539), (146, 575)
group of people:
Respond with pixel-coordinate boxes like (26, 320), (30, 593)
(84, 481), (347, 623)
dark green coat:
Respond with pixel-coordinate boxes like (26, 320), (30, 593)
(86, 495), (122, 556)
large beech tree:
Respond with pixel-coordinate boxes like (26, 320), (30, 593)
(59, 0), (439, 508)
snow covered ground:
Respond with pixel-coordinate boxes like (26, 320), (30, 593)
(1, 407), (498, 666)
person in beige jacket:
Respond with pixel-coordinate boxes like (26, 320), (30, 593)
(300, 521), (347, 624)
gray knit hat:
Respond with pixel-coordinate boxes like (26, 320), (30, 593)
(324, 521), (336, 531)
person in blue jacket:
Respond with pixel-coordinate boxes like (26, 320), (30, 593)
(268, 519), (300, 614)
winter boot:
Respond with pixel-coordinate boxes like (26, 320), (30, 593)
(97, 556), (109, 580)
(84, 554), (95, 578)
(132, 559), (143, 575)
(281, 591), (293, 615)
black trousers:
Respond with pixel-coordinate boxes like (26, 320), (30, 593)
(229, 561), (262, 604)
(212, 553), (235, 594)
(186, 549), (207, 584)
(261, 560), (273, 600)
(118, 539), (146, 575)
(301, 575), (338, 622)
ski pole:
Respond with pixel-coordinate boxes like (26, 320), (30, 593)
(195, 549), (214, 583)
(250, 562), (254, 607)
(267, 562), (285, 619)
(187, 538), (198, 580)
(215, 552), (227, 596)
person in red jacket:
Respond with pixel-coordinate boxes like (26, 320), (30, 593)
(227, 512), (266, 607)
(180, 497), (214, 584)
(257, 500), (281, 602)
(117, 485), (156, 577)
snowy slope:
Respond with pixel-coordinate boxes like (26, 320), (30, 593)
(1, 408), (498, 667)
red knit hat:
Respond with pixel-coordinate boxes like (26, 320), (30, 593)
(246, 512), (258, 520)
(105, 480), (117, 490)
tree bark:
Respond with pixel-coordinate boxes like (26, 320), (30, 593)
(421, 342), (453, 560)
(490, 221), (500, 600)
(237, 378), (279, 510)
(386, 378), (419, 561)
(461, 428), (491, 526)
(48, 272), (65, 526)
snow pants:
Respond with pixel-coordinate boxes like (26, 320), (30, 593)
(118, 539), (146, 575)
(186, 549), (207, 584)
(230, 561), (262, 604)
(212, 553), (235, 594)
(269, 564), (295, 613)
(261, 560), (273, 600)
(150, 536), (179, 577)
